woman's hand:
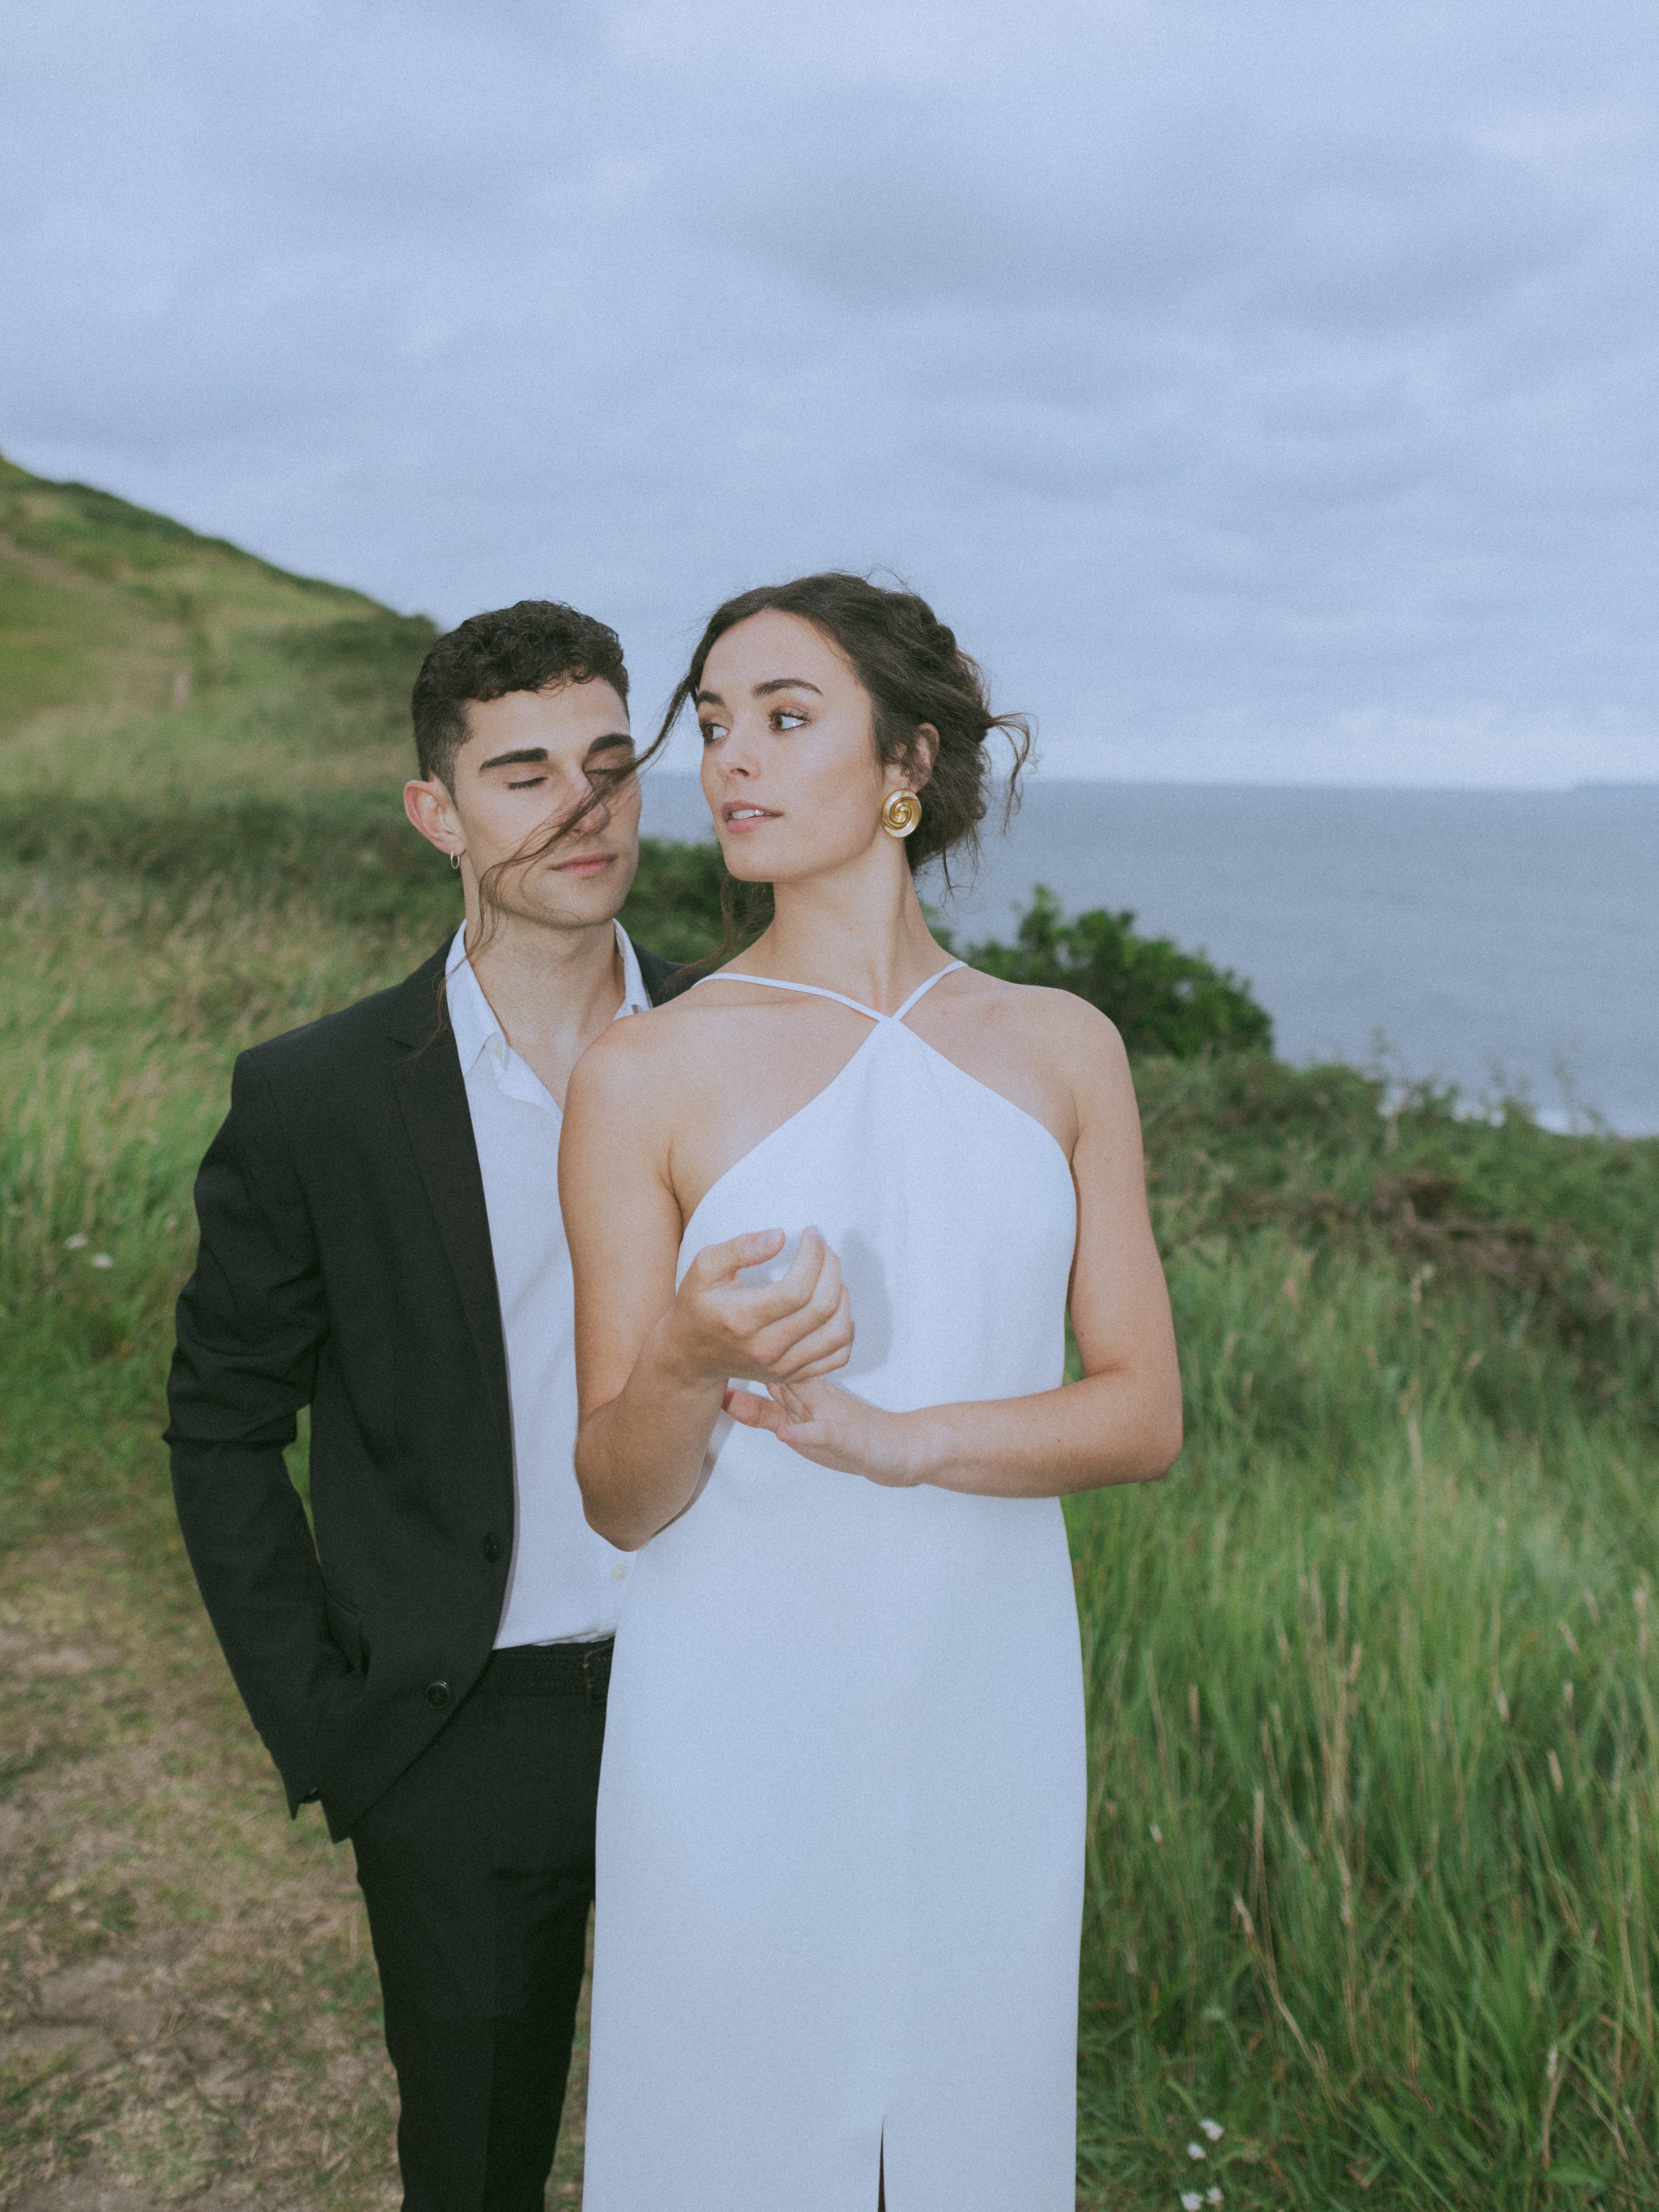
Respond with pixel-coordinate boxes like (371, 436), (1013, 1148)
(723, 1377), (935, 1489)
(663, 1226), (855, 1392)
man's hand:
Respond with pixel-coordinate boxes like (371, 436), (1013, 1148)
(723, 1376), (934, 1489)
(662, 1226), (854, 1391)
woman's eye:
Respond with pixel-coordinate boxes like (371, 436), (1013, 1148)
(699, 721), (728, 745)
(773, 710), (807, 731)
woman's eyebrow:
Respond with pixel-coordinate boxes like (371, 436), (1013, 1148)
(694, 678), (822, 707)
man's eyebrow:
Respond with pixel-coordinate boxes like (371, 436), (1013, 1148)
(477, 733), (633, 773)
(478, 746), (550, 771)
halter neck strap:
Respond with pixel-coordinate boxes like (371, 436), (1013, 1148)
(691, 961), (964, 1025)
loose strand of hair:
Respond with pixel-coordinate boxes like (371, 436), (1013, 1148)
(464, 723), (672, 961)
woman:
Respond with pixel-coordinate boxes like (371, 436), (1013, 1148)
(561, 574), (1181, 2212)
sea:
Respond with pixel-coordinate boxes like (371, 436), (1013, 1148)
(638, 776), (1659, 1136)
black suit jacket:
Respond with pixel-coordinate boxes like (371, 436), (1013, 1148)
(166, 937), (684, 1841)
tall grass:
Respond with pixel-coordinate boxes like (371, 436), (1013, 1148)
(0, 854), (445, 1548)
(1072, 1239), (1659, 2206)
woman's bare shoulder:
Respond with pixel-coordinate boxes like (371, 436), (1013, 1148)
(945, 967), (1131, 1082)
(566, 987), (749, 1111)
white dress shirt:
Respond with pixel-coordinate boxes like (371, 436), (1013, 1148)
(445, 921), (649, 1645)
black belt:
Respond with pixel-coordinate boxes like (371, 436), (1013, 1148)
(486, 1636), (613, 1706)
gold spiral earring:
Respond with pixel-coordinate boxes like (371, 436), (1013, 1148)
(881, 790), (922, 839)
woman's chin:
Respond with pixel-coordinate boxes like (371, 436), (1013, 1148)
(717, 829), (873, 885)
(717, 844), (775, 883)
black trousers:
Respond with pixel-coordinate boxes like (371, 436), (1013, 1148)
(350, 1639), (610, 2212)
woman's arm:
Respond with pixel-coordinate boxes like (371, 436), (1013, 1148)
(560, 1021), (856, 1550)
(725, 999), (1182, 1497)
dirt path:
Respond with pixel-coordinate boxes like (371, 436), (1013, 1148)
(0, 1534), (589, 2208)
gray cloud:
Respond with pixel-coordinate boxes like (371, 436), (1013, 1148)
(3, 0), (1658, 782)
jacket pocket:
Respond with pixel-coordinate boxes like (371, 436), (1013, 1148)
(323, 1589), (370, 1676)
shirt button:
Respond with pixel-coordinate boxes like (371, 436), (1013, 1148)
(425, 1680), (451, 1709)
(482, 1534), (501, 1563)
(611, 1564), (628, 1582)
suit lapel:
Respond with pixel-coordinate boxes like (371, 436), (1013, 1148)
(384, 950), (512, 1454)
(637, 944), (693, 1005)
(375, 933), (684, 1452)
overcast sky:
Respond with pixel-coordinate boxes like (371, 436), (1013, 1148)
(6, 0), (1659, 784)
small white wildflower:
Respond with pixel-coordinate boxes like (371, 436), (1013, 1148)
(1150, 1823), (1164, 1843)
(64, 1233), (88, 1249)
(1206, 2191), (1223, 2207)
(1187, 2140), (1206, 2160)
(91, 1253), (114, 1269)
(1200, 2119), (1224, 2142)
(1181, 2194), (1203, 2211)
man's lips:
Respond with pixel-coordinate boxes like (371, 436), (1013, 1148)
(551, 851), (617, 876)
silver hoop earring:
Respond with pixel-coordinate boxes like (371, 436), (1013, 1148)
(450, 850), (462, 871)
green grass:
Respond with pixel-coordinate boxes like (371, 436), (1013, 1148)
(1071, 1272), (1658, 2206)
(3, 464), (1658, 2207)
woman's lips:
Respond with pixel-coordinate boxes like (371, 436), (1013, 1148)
(722, 807), (779, 834)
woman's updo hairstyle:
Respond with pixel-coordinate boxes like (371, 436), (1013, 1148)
(659, 572), (1031, 883)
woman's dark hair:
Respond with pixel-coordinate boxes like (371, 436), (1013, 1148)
(411, 599), (630, 789)
(656, 572), (1031, 887)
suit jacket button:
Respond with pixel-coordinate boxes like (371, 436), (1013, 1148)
(425, 1680), (451, 1709)
(482, 1534), (501, 1563)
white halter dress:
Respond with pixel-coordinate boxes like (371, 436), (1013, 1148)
(581, 966), (1085, 2212)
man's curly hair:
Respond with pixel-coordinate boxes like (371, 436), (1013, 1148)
(411, 599), (629, 788)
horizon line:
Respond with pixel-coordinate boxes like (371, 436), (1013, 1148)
(639, 768), (1659, 798)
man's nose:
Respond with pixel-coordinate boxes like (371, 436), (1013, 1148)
(566, 774), (611, 830)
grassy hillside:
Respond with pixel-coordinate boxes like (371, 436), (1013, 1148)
(0, 452), (433, 799)
(0, 453), (386, 730)
(3, 471), (1658, 2208)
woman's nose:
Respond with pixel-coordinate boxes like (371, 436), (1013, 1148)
(717, 724), (763, 777)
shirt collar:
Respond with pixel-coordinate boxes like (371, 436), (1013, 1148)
(614, 922), (652, 1019)
(444, 929), (496, 1076)
(445, 921), (651, 1079)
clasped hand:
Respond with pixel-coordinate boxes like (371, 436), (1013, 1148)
(669, 1226), (925, 1488)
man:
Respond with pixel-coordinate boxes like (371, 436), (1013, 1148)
(166, 599), (681, 2209)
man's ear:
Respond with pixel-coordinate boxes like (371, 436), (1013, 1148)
(404, 776), (463, 861)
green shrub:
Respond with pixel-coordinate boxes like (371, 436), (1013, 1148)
(622, 838), (737, 965)
(964, 883), (1274, 1056)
